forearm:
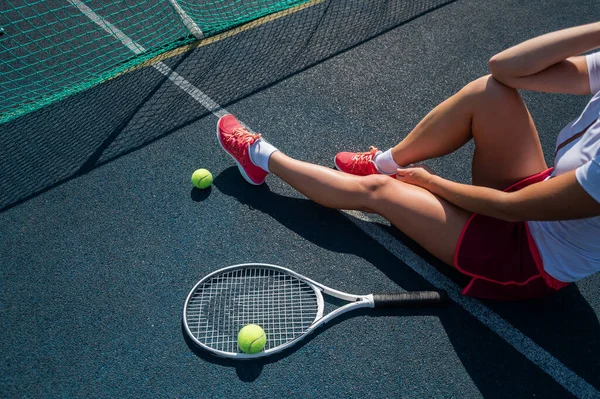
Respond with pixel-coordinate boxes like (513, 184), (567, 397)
(489, 22), (600, 79)
(423, 176), (514, 220)
(421, 171), (600, 222)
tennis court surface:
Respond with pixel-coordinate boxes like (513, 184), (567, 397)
(2, 0), (600, 398)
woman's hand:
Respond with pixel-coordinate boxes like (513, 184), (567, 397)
(397, 167), (600, 222)
(395, 165), (436, 189)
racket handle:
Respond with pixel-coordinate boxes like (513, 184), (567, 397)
(373, 291), (448, 307)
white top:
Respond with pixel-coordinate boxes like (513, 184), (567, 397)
(527, 52), (600, 282)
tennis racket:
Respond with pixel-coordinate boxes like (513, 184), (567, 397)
(183, 263), (447, 359)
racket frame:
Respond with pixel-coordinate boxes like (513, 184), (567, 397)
(183, 263), (375, 359)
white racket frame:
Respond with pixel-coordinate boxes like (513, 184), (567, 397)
(183, 263), (375, 359)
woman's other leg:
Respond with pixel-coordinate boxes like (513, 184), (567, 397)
(390, 75), (548, 189)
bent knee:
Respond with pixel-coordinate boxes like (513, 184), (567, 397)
(462, 75), (520, 104)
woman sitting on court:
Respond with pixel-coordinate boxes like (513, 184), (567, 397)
(217, 22), (600, 300)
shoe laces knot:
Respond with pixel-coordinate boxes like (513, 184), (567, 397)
(226, 127), (261, 165)
(350, 146), (378, 173)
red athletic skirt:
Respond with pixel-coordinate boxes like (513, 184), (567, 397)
(454, 168), (570, 301)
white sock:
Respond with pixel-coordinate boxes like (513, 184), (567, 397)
(249, 138), (278, 173)
(374, 148), (402, 174)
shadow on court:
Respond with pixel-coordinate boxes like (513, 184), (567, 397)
(382, 223), (600, 392)
(3, 0), (600, 397)
(0, 0), (457, 213)
(208, 166), (600, 397)
(182, 305), (447, 383)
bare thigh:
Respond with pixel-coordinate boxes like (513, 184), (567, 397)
(362, 77), (544, 265)
(469, 76), (548, 189)
(363, 175), (471, 266)
(268, 153), (469, 266)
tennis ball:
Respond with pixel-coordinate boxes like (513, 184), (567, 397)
(238, 324), (267, 354)
(191, 168), (213, 189)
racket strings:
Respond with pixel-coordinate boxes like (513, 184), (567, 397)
(186, 267), (319, 353)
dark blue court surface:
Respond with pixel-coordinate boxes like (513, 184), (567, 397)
(2, 0), (600, 398)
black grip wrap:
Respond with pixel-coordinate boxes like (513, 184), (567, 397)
(373, 291), (448, 307)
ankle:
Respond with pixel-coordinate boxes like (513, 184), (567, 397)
(374, 148), (402, 174)
(249, 138), (278, 173)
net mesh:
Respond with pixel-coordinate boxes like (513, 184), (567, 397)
(0, 0), (455, 212)
(185, 266), (319, 354)
(0, 0), (309, 124)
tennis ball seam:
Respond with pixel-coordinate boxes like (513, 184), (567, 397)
(248, 333), (266, 352)
(192, 169), (213, 189)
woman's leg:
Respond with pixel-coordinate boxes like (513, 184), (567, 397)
(390, 75), (548, 190)
(269, 152), (470, 266)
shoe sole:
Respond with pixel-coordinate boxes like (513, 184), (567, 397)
(333, 156), (343, 172)
(216, 116), (264, 185)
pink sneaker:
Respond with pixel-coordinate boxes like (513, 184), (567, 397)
(334, 146), (391, 176)
(217, 114), (268, 185)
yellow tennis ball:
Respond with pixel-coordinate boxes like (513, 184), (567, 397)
(238, 324), (266, 354)
(191, 168), (213, 189)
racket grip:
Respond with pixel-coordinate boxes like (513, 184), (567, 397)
(373, 291), (448, 307)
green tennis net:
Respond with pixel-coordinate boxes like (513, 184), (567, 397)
(0, 0), (308, 124)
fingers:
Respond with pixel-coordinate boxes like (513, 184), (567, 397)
(395, 168), (408, 179)
(395, 168), (414, 183)
(398, 164), (436, 175)
(395, 167), (428, 184)
(396, 167), (414, 175)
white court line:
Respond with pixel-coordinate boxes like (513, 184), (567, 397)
(166, 0), (204, 40)
(69, 1), (598, 397)
(67, 0), (223, 116)
(343, 211), (598, 398)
